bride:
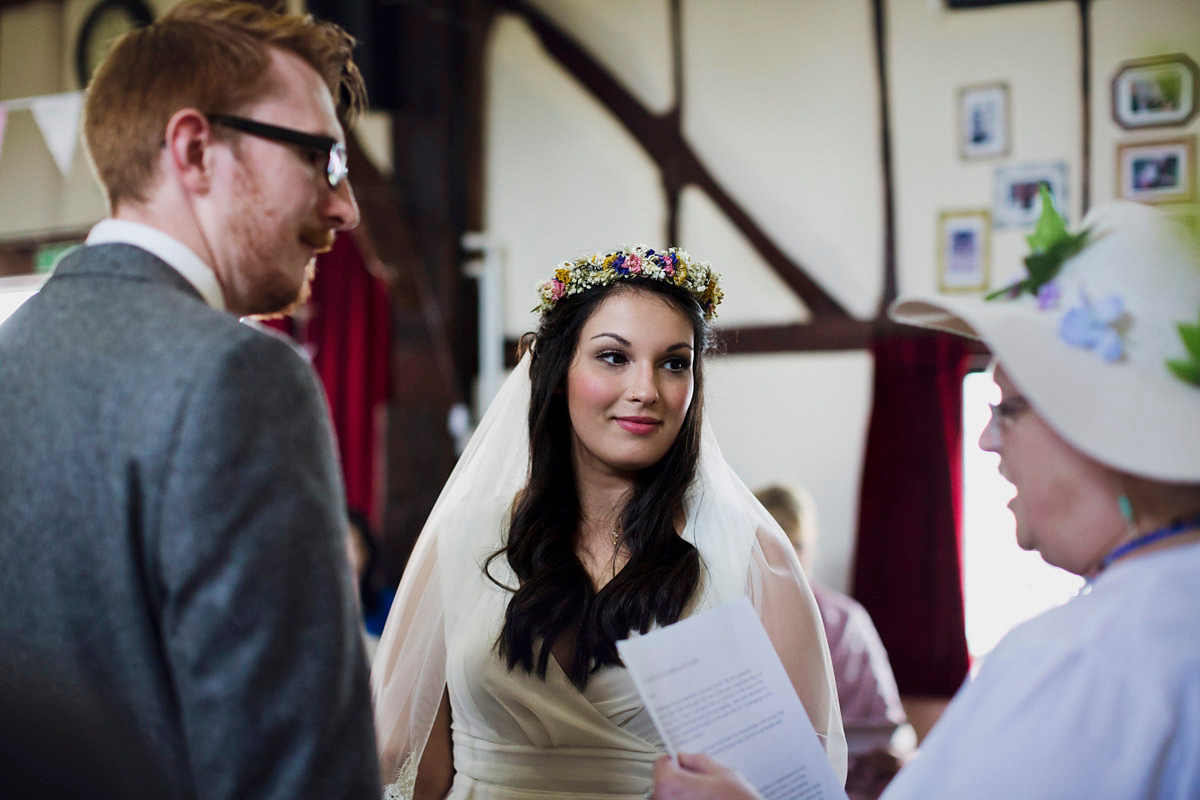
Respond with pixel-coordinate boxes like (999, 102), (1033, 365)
(371, 246), (845, 798)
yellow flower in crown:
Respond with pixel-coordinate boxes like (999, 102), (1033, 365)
(701, 280), (723, 311)
(672, 259), (689, 286)
(533, 245), (724, 320)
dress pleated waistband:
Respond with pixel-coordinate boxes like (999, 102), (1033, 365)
(449, 731), (658, 799)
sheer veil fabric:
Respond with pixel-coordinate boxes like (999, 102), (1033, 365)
(371, 355), (847, 796)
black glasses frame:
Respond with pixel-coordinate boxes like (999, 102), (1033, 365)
(207, 113), (348, 189)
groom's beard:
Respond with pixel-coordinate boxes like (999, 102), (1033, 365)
(250, 257), (318, 321)
(251, 226), (334, 319)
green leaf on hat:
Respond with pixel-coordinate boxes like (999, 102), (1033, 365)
(1025, 184), (1069, 253)
(1166, 357), (1200, 386)
(1166, 315), (1200, 387)
(1177, 318), (1200, 362)
(986, 185), (1090, 302)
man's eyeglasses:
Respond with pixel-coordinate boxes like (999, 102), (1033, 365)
(207, 113), (348, 190)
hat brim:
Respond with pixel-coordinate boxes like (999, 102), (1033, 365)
(890, 294), (1200, 483)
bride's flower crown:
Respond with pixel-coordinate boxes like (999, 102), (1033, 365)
(535, 245), (724, 321)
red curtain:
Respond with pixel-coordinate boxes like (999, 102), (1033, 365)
(264, 234), (392, 527)
(852, 328), (970, 696)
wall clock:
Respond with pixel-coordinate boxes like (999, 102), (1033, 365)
(75, 0), (154, 89)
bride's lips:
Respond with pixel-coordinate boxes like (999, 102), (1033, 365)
(615, 416), (661, 435)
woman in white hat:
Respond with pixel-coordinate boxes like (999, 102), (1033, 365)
(652, 197), (1200, 799)
(879, 197), (1200, 798)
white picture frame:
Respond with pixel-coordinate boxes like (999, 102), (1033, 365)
(993, 162), (1068, 228)
(959, 83), (1010, 160)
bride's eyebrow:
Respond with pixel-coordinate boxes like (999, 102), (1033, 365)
(589, 333), (693, 353)
(590, 333), (631, 346)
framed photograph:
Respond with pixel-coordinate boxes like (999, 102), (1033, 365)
(1117, 136), (1195, 204)
(1111, 54), (1198, 130)
(938, 210), (991, 293)
(959, 83), (1009, 159)
(993, 161), (1068, 228)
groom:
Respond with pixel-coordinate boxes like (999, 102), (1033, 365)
(0, 2), (378, 797)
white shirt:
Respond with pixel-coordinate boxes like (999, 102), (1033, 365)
(86, 219), (225, 311)
(881, 541), (1200, 799)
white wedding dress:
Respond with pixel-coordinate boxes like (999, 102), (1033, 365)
(372, 358), (845, 799)
(443, 556), (665, 799)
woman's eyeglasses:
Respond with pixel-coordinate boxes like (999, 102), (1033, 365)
(986, 396), (1031, 435)
(207, 113), (348, 190)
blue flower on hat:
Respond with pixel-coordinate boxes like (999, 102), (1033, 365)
(1059, 291), (1127, 362)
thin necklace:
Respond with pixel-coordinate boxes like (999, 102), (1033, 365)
(1097, 513), (1200, 574)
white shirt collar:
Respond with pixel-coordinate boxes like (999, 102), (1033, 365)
(85, 219), (226, 311)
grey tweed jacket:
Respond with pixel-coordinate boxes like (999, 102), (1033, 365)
(0, 244), (380, 799)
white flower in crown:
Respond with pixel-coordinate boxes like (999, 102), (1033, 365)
(534, 245), (724, 320)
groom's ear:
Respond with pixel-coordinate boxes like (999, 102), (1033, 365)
(163, 108), (218, 195)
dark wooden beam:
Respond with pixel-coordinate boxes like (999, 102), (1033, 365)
(505, 319), (885, 365)
(1078, 0), (1092, 214)
(495, 0), (851, 320)
(871, 0), (898, 315)
(720, 320), (876, 353)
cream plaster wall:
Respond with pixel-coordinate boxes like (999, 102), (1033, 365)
(889, 0), (1083, 296)
(485, 13), (668, 334)
(526, 0), (674, 114)
(705, 351), (874, 591)
(682, 0), (884, 321)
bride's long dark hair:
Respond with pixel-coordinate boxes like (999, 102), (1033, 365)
(486, 278), (712, 689)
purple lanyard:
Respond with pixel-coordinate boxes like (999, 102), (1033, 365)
(1098, 514), (1200, 573)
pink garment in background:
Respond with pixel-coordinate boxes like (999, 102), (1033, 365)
(813, 584), (906, 732)
(815, 585), (908, 799)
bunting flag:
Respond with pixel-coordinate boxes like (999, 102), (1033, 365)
(29, 92), (84, 176)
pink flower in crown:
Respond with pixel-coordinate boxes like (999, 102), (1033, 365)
(550, 279), (566, 300)
(626, 253), (643, 273)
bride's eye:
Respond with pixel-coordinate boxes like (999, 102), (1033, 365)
(598, 350), (628, 366)
(662, 356), (690, 373)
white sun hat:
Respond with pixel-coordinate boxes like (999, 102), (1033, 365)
(890, 199), (1200, 483)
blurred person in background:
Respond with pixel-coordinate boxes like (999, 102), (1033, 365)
(756, 484), (910, 800)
